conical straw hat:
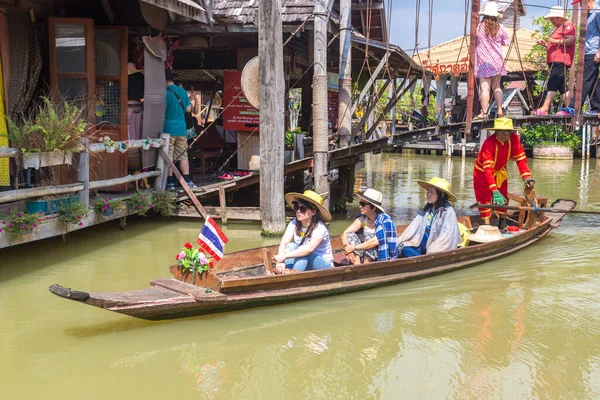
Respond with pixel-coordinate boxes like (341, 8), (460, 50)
(467, 225), (504, 243)
(241, 56), (259, 110)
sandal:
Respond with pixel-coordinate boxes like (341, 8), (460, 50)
(534, 109), (548, 116)
(473, 113), (488, 120)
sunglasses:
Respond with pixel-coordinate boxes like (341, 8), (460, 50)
(293, 202), (311, 213)
(359, 201), (369, 207)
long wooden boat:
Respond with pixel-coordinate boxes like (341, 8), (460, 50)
(49, 198), (575, 321)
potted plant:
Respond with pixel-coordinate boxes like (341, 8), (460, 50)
(8, 96), (90, 169)
(126, 191), (152, 216)
(102, 136), (116, 153)
(151, 190), (176, 217)
(520, 126), (581, 159)
(118, 140), (129, 153)
(58, 200), (89, 227)
(0, 208), (43, 237)
(170, 242), (219, 288)
(92, 197), (125, 217)
(142, 137), (152, 150)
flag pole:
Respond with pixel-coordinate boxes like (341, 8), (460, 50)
(158, 148), (208, 220)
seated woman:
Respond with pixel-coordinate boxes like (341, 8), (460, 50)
(341, 188), (398, 264)
(398, 177), (461, 257)
(273, 190), (334, 273)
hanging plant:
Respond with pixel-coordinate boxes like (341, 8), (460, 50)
(151, 191), (176, 217)
(1, 208), (42, 236)
(58, 201), (89, 226)
(127, 192), (152, 217)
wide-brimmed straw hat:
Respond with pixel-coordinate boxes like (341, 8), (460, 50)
(142, 35), (167, 61)
(241, 56), (260, 110)
(480, 2), (501, 18)
(544, 6), (568, 20)
(489, 117), (520, 131)
(285, 190), (332, 222)
(468, 225), (504, 243)
(417, 177), (457, 203)
(356, 188), (385, 213)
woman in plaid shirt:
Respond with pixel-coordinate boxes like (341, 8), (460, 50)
(341, 189), (398, 264)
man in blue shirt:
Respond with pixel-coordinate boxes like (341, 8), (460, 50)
(558, 0), (600, 115)
(164, 69), (196, 190)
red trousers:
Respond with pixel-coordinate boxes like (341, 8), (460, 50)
(473, 169), (508, 219)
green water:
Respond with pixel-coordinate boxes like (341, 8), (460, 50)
(1, 153), (599, 399)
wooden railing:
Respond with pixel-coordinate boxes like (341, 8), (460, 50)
(0, 133), (170, 206)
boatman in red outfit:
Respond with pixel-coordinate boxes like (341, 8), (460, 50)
(473, 117), (535, 230)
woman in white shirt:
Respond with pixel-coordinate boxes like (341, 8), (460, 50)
(273, 190), (333, 273)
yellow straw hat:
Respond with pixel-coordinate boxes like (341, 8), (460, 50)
(285, 190), (332, 222)
(489, 117), (520, 131)
(417, 177), (457, 203)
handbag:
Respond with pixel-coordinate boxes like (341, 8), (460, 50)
(167, 87), (195, 130)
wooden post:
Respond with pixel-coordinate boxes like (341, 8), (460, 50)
(464, 0), (480, 158)
(77, 139), (90, 207)
(568, 2), (579, 107)
(154, 133), (170, 191)
(313, 0), (330, 207)
(337, 0), (352, 148)
(258, 0), (286, 235)
(573, 3), (587, 130)
(218, 185), (227, 225)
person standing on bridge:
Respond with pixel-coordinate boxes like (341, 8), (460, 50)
(474, 2), (510, 120)
(556, 0), (600, 116)
(473, 117), (535, 231)
(534, 6), (576, 116)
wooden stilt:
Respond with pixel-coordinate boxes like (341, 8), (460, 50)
(218, 185), (227, 225)
(78, 139), (90, 207)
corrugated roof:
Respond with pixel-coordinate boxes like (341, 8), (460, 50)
(213, 0), (314, 25)
(413, 27), (538, 76)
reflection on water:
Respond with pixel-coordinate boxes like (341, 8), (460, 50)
(1, 153), (600, 399)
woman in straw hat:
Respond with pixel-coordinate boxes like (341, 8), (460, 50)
(398, 177), (461, 257)
(473, 117), (535, 230)
(274, 191), (334, 273)
(474, 2), (510, 119)
(341, 188), (398, 264)
(534, 6), (576, 116)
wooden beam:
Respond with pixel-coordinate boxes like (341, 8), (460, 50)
(99, 0), (114, 23)
(0, 183), (83, 204)
(350, 53), (389, 115)
(155, 133), (170, 191)
(218, 185), (227, 225)
(464, 0), (480, 157)
(88, 171), (160, 190)
(77, 142), (90, 207)
(177, 205), (262, 221)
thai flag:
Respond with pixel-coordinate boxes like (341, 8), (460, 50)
(197, 217), (229, 261)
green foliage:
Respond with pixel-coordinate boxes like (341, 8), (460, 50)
(151, 191), (176, 217)
(8, 96), (88, 153)
(127, 191), (152, 217)
(285, 127), (304, 148)
(92, 197), (125, 215)
(1, 208), (42, 236)
(520, 125), (581, 150)
(58, 201), (89, 226)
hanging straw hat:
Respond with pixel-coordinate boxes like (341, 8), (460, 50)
(417, 177), (457, 203)
(480, 2), (501, 18)
(142, 35), (167, 61)
(285, 190), (332, 222)
(544, 6), (568, 20)
(489, 117), (520, 131)
(241, 56), (260, 110)
(467, 225), (504, 243)
(356, 188), (386, 213)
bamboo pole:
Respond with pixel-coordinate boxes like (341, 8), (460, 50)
(258, 0), (286, 235)
(573, 3), (587, 131)
(464, 0), (480, 159)
(568, 2), (579, 106)
(337, 0), (352, 148)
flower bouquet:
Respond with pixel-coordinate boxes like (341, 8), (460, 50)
(142, 137), (152, 150)
(102, 136), (116, 153)
(173, 242), (216, 288)
(118, 140), (129, 153)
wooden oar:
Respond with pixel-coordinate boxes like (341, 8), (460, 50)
(469, 202), (600, 215)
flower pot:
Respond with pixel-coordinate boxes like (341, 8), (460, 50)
(533, 145), (574, 159)
(105, 145), (115, 153)
(26, 200), (48, 215)
(142, 143), (151, 150)
(103, 208), (114, 217)
(49, 195), (79, 214)
(119, 146), (128, 153)
(22, 151), (73, 170)
(284, 149), (294, 164)
(170, 264), (221, 289)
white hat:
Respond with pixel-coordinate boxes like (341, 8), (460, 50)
(480, 2), (500, 18)
(356, 188), (385, 213)
(544, 6), (568, 20)
(467, 225), (504, 243)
